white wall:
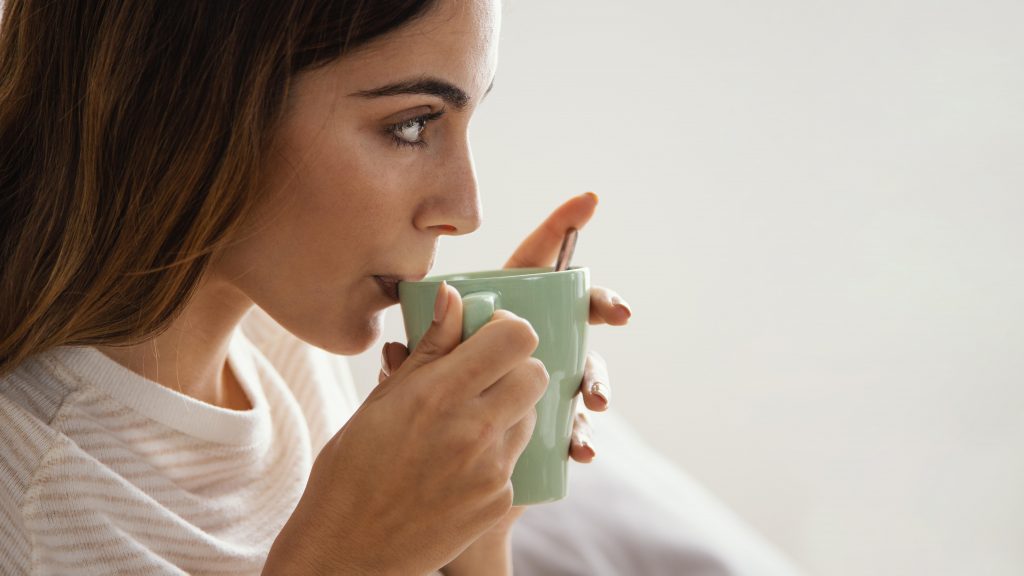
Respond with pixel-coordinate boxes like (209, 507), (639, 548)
(348, 2), (1024, 575)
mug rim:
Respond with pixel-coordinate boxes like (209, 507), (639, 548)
(400, 265), (587, 286)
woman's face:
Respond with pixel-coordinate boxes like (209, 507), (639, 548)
(212, 0), (500, 354)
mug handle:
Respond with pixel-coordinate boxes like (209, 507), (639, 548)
(461, 291), (500, 341)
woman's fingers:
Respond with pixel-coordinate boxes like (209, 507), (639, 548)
(569, 411), (596, 462)
(383, 342), (607, 462)
(576, 351), (611, 412)
(588, 286), (632, 326)
(504, 192), (599, 269)
(571, 353), (607, 462)
(378, 341), (410, 384)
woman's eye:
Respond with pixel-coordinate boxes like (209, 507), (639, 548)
(385, 109), (445, 148)
(393, 119), (427, 145)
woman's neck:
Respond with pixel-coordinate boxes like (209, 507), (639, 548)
(94, 275), (256, 411)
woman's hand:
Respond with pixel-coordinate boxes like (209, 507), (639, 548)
(265, 286), (547, 576)
(378, 341), (528, 576)
(372, 193), (630, 575)
(376, 345), (528, 576)
(429, 192), (631, 574)
(433, 505), (524, 576)
(502, 191), (631, 464)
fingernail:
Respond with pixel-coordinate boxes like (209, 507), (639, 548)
(591, 381), (609, 405)
(584, 191), (599, 204)
(380, 342), (392, 376)
(611, 296), (632, 319)
(433, 281), (449, 324)
(579, 438), (596, 459)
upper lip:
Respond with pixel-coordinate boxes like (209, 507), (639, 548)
(377, 251), (435, 283)
(376, 272), (428, 282)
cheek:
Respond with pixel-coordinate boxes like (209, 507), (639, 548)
(215, 222), (392, 356)
(212, 133), (405, 354)
(261, 128), (391, 268)
(298, 130), (410, 239)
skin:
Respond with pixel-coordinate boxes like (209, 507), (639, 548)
(96, 0), (631, 572)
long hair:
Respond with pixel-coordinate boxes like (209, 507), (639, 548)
(0, 0), (438, 377)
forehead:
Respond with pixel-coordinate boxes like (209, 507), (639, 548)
(330, 0), (500, 96)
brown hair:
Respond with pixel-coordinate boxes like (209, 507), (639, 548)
(0, 0), (437, 377)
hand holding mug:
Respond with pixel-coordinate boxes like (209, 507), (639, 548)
(501, 192), (631, 463)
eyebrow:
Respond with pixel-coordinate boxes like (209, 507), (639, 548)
(349, 76), (494, 110)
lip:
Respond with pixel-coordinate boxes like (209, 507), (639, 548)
(373, 273), (428, 302)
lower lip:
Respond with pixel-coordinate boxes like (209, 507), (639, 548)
(373, 276), (400, 302)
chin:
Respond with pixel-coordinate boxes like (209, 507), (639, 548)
(316, 309), (386, 356)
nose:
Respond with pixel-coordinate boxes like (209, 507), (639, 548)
(414, 138), (482, 236)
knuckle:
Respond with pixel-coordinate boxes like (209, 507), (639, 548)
(505, 410), (535, 454)
(488, 482), (515, 520)
(456, 418), (494, 451)
(412, 336), (441, 359)
(493, 313), (539, 354)
(455, 416), (497, 458)
(518, 408), (538, 439)
(482, 457), (510, 492)
(516, 320), (540, 353)
(490, 309), (517, 322)
(497, 454), (514, 483)
(475, 418), (497, 444)
(526, 357), (549, 381)
(526, 358), (549, 395)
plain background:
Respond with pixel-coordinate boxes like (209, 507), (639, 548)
(348, 1), (1024, 575)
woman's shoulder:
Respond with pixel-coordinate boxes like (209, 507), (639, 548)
(1, 352), (69, 552)
(0, 350), (77, 442)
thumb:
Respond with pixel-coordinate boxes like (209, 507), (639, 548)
(394, 281), (463, 375)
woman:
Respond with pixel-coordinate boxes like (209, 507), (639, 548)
(0, 0), (630, 573)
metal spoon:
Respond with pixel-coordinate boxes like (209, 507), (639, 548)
(555, 227), (578, 272)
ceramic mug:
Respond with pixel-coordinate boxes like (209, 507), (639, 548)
(399, 266), (590, 505)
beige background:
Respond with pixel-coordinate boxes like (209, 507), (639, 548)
(348, 1), (1024, 575)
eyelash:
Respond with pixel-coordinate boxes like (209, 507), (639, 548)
(385, 109), (446, 149)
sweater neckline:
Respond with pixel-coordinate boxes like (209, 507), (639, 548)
(44, 326), (271, 446)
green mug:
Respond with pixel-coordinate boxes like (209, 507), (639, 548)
(398, 266), (590, 505)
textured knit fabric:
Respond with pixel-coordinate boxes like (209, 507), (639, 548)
(0, 307), (365, 575)
(2, 305), (804, 576)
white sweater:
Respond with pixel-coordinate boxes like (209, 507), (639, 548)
(0, 307), (386, 575)
(1, 308), (806, 576)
